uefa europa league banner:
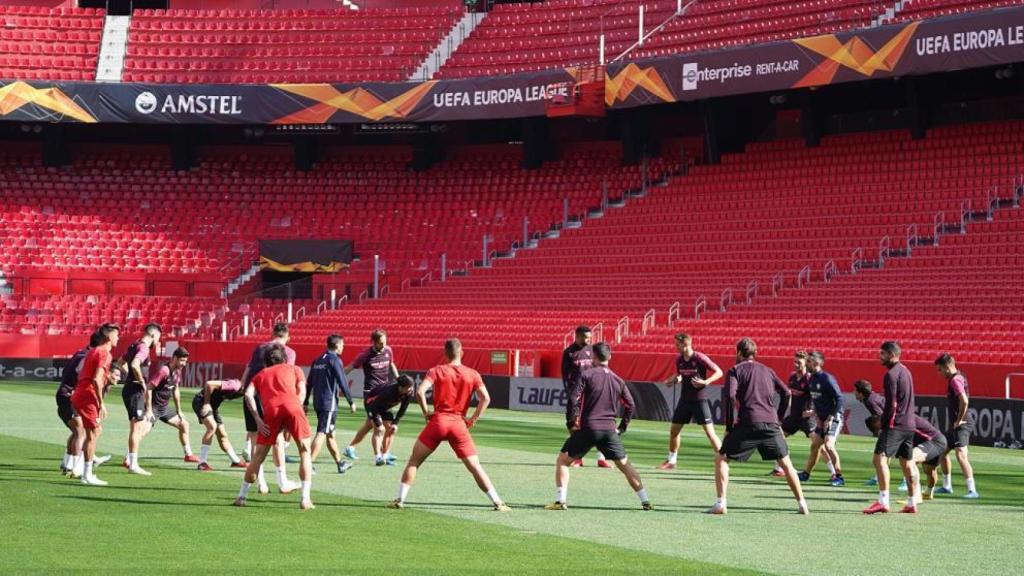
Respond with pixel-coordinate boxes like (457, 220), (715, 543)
(606, 5), (1024, 109)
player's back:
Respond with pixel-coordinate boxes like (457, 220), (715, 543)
(428, 364), (482, 416)
(251, 363), (304, 409)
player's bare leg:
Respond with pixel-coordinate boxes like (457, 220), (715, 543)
(864, 453), (892, 513)
(346, 419), (373, 458)
(126, 418), (153, 474)
(167, 416), (195, 461)
(461, 454), (510, 511)
(803, 432), (825, 476)
(391, 440), (435, 508)
(371, 424), (385, 463)
(660, 423), (684, 469)
(297, 437), (314, 510)
(549, 452), (573, 509)
(235, 443), (272, 506)
(613, 457), (651, 509)
(899, 458), (919, 512)
(81, 425), (106, 486)
(245, 431), (269, 493)
(701, 423), (722, 453)
(272, 433), (298, 493)
(954, 447), (978, 496)
(709, 452), (730, 514)
(382, 423), (397, 456)
(778, 455), (808, 514)
(324, 432), (342, 465)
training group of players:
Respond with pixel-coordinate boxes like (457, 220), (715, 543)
(55, 321), (980, 513)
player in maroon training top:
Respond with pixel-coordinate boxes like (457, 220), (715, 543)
(547, 343), (650, 511)
(561, 325), (609, 468)
(344, 329), (400, 461)
(864, 341), (918, 514)
(658, 333), (723, 471)
(854, 379), (887, 486)
(120, 322), (161, 476)
(933, 353), (980, 498)
(710, 338), (808, 515)
(146, 347), (197, 463)
(908, 415), (948, 506)
(771, 351), (815, 477)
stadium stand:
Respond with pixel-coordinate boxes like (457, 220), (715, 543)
(891, 0), (1024, 22)
(267, 122), (1023, 367)
(0, 5), (103, 82)
(122, 6), (462, 84)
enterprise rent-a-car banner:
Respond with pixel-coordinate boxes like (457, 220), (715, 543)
(508, 377), (1024, 447)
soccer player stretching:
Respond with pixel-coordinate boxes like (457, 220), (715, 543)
(234, 345), (315, 510)
(344, 329), (399, 461)
(70, 323), (120, 486)
(120, 322), (161, 475)
(933, 354), (980, 499)
(308, 334), (355, 474)
(710, 338), (808, 515)
(389, 339), (510, 512)
(365, 375), (414, 466)
(799, 352), (845, 486)
(562, 326), (609, 468)
(57, 332), (111, 478)
(147, 347), (197, 464)
(864, 341), (917, 514)
(546, 342), (650, 511)
(658, 333), (723, 470)
(192, 378), (247, 471)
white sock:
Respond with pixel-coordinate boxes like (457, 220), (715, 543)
(257, 466), (268, 491)
(879, 490), (890, 506)
(798, 499), (808, 510)
(301, 480), (312, 501)
(375, 453), (383, 460)
(72, 455), (83, 475)
(227, 448), (241, 464)
(636, 488), (649, 503)
(276, 466), (288, 487)
(556, 486), (567, 503)
(199, 445), (211, 464)
(827, 460), (837, 475)
(183, 443), (193, 456)
(966, 478), (976, 493)
(244, 439), (252, 460)
(398, 482), (411, 502)
(62, 453), (71, 469)
(943, 474), (953, 490)
(128, 453), (138, 468)
(667, 451), (678, 464)
(715, 497), (727, 508)
(596, 452), (607, 462)
(485, 488), (501, 505)
(238, 482), (252, 499)
(84, 460), (94, 478)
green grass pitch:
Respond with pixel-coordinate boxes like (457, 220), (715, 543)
(1, 381), (1022, 575)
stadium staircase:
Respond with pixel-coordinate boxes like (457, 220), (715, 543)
(95, 13), (130, 82)
(409, 10), (485, 81)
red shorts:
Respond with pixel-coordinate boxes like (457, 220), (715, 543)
(71, 391), (101, 430)
(257, 403), (311, 446)
(417, 413), (477, 459)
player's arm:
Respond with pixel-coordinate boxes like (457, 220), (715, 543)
(829, 376), (843, 421)
(331, 357), (355, 410)
(723, 370), (738, 431)
(774, 373), (792, 422)
(955, 392), (969, 428)
(243, 383), (268, 435)
(394, 394), (410, 426)
(389, 359), (400, 380)
(466, 384), (489, 428)
(173, 385), (183, 417)
(693, 356), (723, 387)
(618, 382), (635, 434)
(416, 377), (433, 420)
(93, 365), (108, 420)
(882, 373), (896, 426)
(295, 372), (307, 406)
(203, 380), (220, 405)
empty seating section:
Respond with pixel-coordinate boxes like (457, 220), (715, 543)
(0, 5), (103, 82)
(632, 0), (884, 59)
(272, 122), (1023, 365)
(0, 142), (667, 336)
(892, 0), (1024, 22)
(438, 0), (678, 79)
(123, 6), (460, 84)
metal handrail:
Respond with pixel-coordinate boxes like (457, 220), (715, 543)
(745, 280), (757, 304)
(316, 300), (327, 315)
(797, 265), (811, 288)
(420, 271), (431, 286)
(592, 322), (604, 344)
(380, 284), (390, 298)
(668, 301), (681, 327)
(358, 289), (368, 304)
(906, 223), (918, 256)
(615, 316), (629, 344)
(933, 211), (944, 245)
(719, 288), (733, 312)
(960, 200), (971, 233)
(1006, 373), (1024, 400)
(337, 294), (348, 308)
(401, 278), (412, 292)
(642, 309), (656, 335)
(879, 235), (891, 267)
(851, 248), (863, 273)
(611, 0), (698, 63)
(824, 260), (837, 283)
(694, 296), (707, 321)
(228, 325), (240, 342)
(771, 273), (783, 296)
(273, 313), (283, 325)
(294, 306), (306, 321)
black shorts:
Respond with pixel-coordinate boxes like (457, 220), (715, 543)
(919, 435), (949, 467)
(152, 402), (179, 424)
(243, 396), (265, 433)
(561, 428), (627, 461)
(56, 393), (76, 426)
(945, 425), (972, 449)
(814, 414), (843, 439)
(367, 408), (397, 427)
(874, 428), (915, 459)
(781, 415), (814, 437)
(192, 393), (223, 425)
(122, 384), (146, 421)
(672, 398), (714, 425)
(315, 409), (337, 435)
(719, 423), (789, 462)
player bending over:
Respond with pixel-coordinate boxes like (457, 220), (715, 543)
(192, 378), (247, 471)
(547, 342), (650, 511)
(234, 345), (315, 510)
(388, 339), (510, 512)
(365, 375), (414, 466)
(147, 347), (198, 465)
(343, 329), (399, 461)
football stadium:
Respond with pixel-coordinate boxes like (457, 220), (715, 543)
(1, 0), (1023, 574)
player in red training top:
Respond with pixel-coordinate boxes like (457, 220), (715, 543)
(388, 339), (510, 512)
(234, 345), (315, 510)
(69, 323), (121, 486)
